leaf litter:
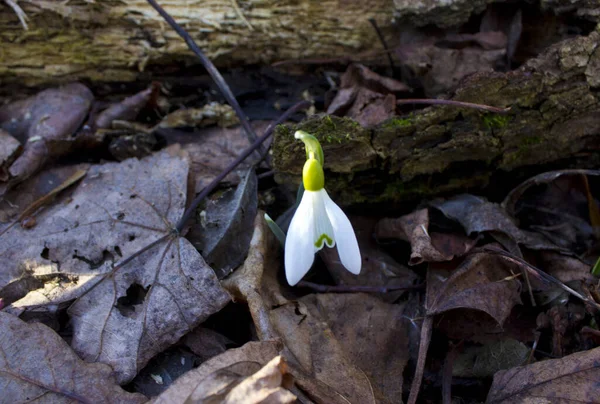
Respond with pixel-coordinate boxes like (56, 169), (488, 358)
(3, 3), (600, 403)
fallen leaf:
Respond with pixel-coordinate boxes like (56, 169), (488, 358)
(0, 83), (94, 192)
(376, 208), (477, 265)
(452, 339), (529, 378)
(0, 129), (20, 181)
(161, 122), (271, 194)
(311, 293), (410, 403)
(131, 348), (198, 397)
(95, 84), (158, 129)
(430, 194), (564, 254)
(328, 63), (410, 127)
(426, 253), (522, 325)
(502, 170), (600, 254)
(220, 356), (296, 404)
(153, 341), (282, 404)
(0, 148), (230, 383)
(188, 168), (258, 278)
(182, 327), (234, 362)
(156, 102), (239, 129)
(487, 346), (600, 403)
(0, 312), (146, 403)
(321, 216), (418, 301)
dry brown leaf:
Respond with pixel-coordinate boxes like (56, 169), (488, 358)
(0, 312), (146, 403)
(157, 102), (239, 129)
(0, 129), (20, 181)
(327, 63), (410, 127)
(376, 208), (477, 265)
(270, 297), (377, 404)
(0, 148), (230, 383)
(310, 293), (409, 403)
(153, 341), (282, 404)
(222, 356), (296, 404)
(427, 253), (522, 325)
(321, 216), (418, 301)
(162, 122), (270, 194)
(95, 84), (158, 129)
(0, 83), (94, 193)
(182, 327), (234, 362)
(487, 346), (600, 403)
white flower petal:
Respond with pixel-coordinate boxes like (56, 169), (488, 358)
(311, 189), (335, 250)
(285, 191), (317, 285)
(322, 190), (361, 275)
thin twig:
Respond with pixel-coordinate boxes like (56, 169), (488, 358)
(257, 170), (275, 180)
(442, 341), (463, 404)
(397, 98), (511, 114)
(146, 0), (260, 150)
(482, 246), (600, 311)
(296, 281), (424, 293)
(230, 0), (253, 30)
(408, 316), (433, 404)
(368, 18), (395, 76)
(176, 100), (310, 232)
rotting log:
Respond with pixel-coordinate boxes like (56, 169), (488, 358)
(272, 32), (600, 206)
(0, 0), (395, 85)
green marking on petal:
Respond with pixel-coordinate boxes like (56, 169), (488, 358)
(314, 233), (333, 248)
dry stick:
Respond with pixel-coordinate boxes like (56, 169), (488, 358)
(368, 18), (395, 76)
(483, 246), (600, 311)
(442, 341), (463, 404)
(176, 100), (310, 232)
(146, 0), (260, 150)
(408, 315), (433, 404)
(397, 98), (511, 114)
(297, 280), (424, 293)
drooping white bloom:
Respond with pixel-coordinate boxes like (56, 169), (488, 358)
(284, 132), (361, 286)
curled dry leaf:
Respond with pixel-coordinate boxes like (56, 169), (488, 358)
(0, 148), (230, 383)
(0, 312), (146, 403)
(95, 84), (158, 129)
(156, 102), (240, 130)
(327, 63), (410, 127)
(487, 346), (600, 403)
(162, 122), (271, 193)
(188, 168), (258, 278)
(376, 208), (477, 265)
(430, 194), (563, 253)
(426, 253), (522, 325)
(0, 83), (94, 193)
(321, 216), (418, 302)
(0, 129), (21, 181)
(153, 341), (282, 404)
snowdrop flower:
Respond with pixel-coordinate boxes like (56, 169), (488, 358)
(284, 131), (361, 285)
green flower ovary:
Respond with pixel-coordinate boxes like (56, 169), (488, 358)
(302, 158), (325, 191)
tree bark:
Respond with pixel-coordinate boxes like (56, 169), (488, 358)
(272, 32), (600, 206)
(0, 0), (394, 85)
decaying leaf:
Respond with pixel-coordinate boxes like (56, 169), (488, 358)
(0, 83), (94, 193)
(153, 341), (282, 404)
(270, 299), (377, 404)
(0, 148), (230, 383)
(163, 122), (271, 193)
(426, 253), (522, 325)
(376, 208), (477, 265)
(189, 168), (258, 278)
(0, 312), (146, 403)
(502, 170), (600, 254)
(182, 327), (234, 362)
(452, 339), (529, 378)
(0, 129), (20, 181)
(487, 346), (600, 403)
(157, 102), (239, 129)
(131, 348), (198, 397)
(327, 63), (410, 127)
(95, 84), (158, 129)
(321, 216), (418, 301)
(430, 194), (563, 254)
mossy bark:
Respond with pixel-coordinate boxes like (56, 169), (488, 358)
(0, 0), (394, 86)
(272, 31), (600, 206)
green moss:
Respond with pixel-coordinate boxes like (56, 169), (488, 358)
(381, 117), (413, 130)
(483, 114), (511, 129)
